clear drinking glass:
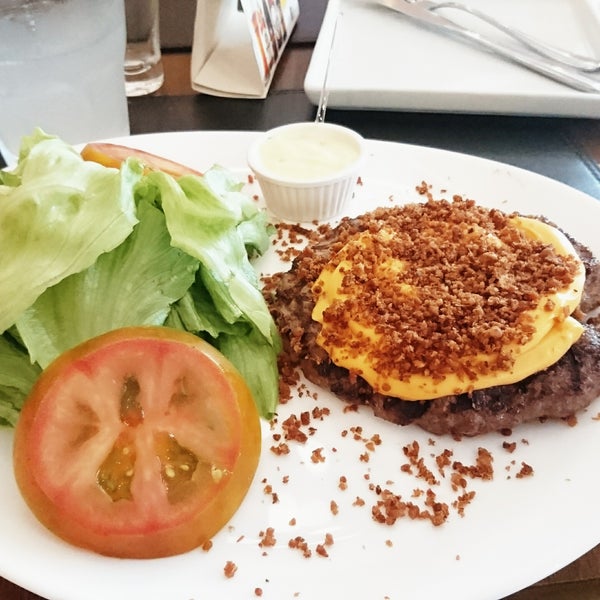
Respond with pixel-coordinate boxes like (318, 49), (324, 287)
(0, 0), (130, 161)
(124, 0), (164, 96)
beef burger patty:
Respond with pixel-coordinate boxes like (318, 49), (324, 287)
(264, 200), (600, 437)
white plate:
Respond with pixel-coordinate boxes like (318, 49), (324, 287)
(1, 131), (599, 600)
(305, 0), (600, 117)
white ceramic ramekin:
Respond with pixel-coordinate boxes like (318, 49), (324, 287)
(247, 122), (366, 222)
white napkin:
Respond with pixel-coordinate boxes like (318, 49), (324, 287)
(191, 0), (299, 98)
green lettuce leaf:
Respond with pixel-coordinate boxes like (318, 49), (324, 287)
(0, 137), (281, 425)
(165, 274), (280, 419)
(16, 198), (199, 367)
(148, 167), (277, 344)
(147, 166), (282, 416)
(216, 328), (280, 419)
(166, 274), (248, 339)
(0, 333), (42, 427)
(0, 130), (140, 333)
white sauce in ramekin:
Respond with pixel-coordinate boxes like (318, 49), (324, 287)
(257, 122), (363, 182)
(247, 122), (365, 222)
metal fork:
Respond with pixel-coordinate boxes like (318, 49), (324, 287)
(379, 0), (600, 92)
(409, 0), (600, 72)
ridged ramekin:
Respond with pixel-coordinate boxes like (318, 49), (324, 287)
(247, 122), (365, 222)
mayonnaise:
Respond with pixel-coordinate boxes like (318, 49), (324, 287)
(257, 122), (362, 182)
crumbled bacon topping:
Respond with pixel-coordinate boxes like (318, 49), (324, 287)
(502, 441), (517, 453)
(311, 447), (325, 463)
(372, 487), (450, 527)
(288, 536), (311, 558)
(516, 462), (534, 478)
(258, 527), (277, 548)
(223, 561), (237, 578)
(312, 197), (580, 383)
(452, 448), (494, 481)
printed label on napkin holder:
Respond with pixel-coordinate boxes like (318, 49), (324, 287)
(191, 0), (299, 99)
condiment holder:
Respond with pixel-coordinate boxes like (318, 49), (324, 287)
(247, 121), (366, 222)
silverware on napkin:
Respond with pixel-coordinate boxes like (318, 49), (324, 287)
(377, 0), (600, 93)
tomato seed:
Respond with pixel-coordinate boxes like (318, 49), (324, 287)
(154, 432), (199, 501)
(97, 431), (137, 501)
(211, 467), (224, 483)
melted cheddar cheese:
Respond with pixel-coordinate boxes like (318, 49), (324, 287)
(311, 214), (585, 401)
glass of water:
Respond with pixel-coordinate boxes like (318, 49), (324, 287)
(124, 0), (164, 96)
(0, 0), (130, 162)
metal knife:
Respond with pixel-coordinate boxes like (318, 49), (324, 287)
(377, 0), (600, 94)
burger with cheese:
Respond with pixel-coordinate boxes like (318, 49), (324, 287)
(266, 195), (600, 437)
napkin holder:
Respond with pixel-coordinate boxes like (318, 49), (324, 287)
(191, 0), (299, 99)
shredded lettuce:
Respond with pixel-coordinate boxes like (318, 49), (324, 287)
(0, 130), (281, 422)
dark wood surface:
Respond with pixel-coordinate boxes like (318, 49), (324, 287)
(2, 1), (600, 598)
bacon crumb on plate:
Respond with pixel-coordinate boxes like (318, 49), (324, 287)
(516, 462), (535, 478)
(310, 448), (325, 463)
(270, 442), (290, 456)
(224, 561), (237, 578)
(258, 527), (277, 548)
(288, 536), (311, 558)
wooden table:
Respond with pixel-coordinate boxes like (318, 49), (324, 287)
(2, 1), (600, 598)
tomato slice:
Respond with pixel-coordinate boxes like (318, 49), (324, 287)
(80, 142), (203, 177)
(13, 327), (261, 559)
